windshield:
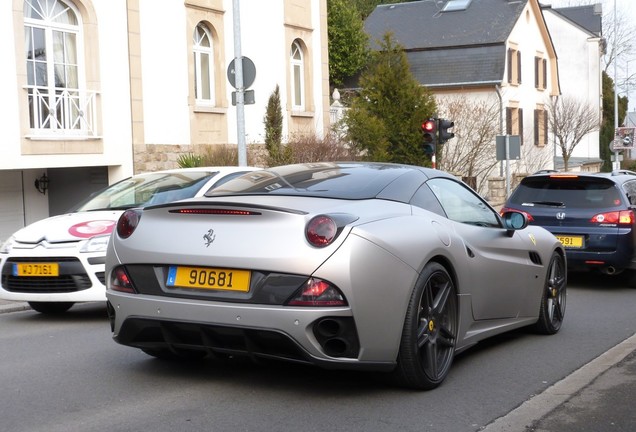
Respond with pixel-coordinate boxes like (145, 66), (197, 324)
(206, 162), (415, 200)
(74, 171), (217, 211)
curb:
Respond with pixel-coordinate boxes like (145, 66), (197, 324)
(0, 302), (31, 314)
(481, 332), (636, 431)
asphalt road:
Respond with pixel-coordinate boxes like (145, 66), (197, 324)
(1, 272), (635, 432)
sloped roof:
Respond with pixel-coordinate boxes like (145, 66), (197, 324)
(364, 0), (529, 88)
(551, 4), (602, 37)
(365, 0), (528, 50)
(407, 45), (506, 87)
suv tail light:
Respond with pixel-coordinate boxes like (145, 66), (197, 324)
(590, 210), (634, 225)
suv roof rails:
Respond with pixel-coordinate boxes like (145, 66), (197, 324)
(611, 169), (636, 176)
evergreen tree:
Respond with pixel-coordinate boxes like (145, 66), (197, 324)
(327, 0), (369, 88)
(601, 71), (629, 171)
(263, 85), (290, 165)
(344, 33), (437, 165)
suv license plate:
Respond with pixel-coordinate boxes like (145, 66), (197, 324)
(555, 235), (584, 248)
(166, 266), (250, 292)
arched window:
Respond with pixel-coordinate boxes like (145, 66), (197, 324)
(24, 0), (87, 132)
(290, 40), (305, 111)
(193, 23), (215, 104)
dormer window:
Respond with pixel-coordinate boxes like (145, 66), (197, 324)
(442, 0), (472, 12)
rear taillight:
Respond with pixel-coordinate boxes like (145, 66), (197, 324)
(500, 207), (534, 222)
(305, 213), (358, 248)
(306, 215), (338, 247)
(117, 210), (142, 239)
(109, 266), (136, 293)
(590, 210), (634, 225)
(286, 278), (347, 307)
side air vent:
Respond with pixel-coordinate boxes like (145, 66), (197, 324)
(528, 251), (543, 266)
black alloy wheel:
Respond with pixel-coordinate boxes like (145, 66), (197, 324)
(533, 251), (567, 335)
(395, 262), (458, 390)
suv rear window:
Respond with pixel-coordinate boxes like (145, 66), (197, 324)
(510, 176), (622, 209)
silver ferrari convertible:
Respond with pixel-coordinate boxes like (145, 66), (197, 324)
(106, 162), (567, 389)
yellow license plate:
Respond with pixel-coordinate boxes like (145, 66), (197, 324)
(13, 262), (59, 277)
(555, 235), (584, 248)
(166, 266), (250, 292)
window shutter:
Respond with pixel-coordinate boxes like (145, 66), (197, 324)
(542, 59), (547, 90)
(535, 57), (539, 89)
(517, 50), (522, 84)
(519, 108), (524, 145)
(506, 107), (512, 134)
(507, 49), (513, 83)
(534, 109), (539, 145)
(544, 109), (549, 145)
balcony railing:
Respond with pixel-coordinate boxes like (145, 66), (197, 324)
(26, 86), (99, 138)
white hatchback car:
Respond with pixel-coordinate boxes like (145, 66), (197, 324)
(0, 166), (258, 314)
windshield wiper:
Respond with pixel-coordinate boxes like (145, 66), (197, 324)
(525, 201), (565, 207)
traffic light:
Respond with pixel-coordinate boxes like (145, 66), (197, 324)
(421, 119), (437, 154)
(438, 119), (455, 144)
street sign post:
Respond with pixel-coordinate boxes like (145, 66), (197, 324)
(227, 56), (256, 89)
(496, 135), (521, 198)
(610, 127), (635, 151)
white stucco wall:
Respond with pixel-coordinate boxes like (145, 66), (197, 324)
(0, 4), (22, 170)
(138, 0), (192, 146)
(544, 8), (602, 160)
(94, 0), (135, 178)
(223, 0), (287, 145)
(506, 3), (555, 172)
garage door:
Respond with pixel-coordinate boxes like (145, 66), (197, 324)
(0, 171), (24, 242)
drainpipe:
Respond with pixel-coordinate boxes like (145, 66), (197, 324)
(496, 85), (504, 177)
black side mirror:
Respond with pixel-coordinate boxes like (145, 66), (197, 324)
(501, 211), (528, 236)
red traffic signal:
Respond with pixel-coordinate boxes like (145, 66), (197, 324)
(422, 119), (437, 133)
(421, 119), (437, 143)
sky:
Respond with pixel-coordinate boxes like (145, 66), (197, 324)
(544, 0), (636, 111)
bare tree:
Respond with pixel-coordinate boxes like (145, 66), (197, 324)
(548, 95), (600, 171)
(513, 128), (553, 177)
(437, 95), (500, 195)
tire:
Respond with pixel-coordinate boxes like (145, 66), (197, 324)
(394, 262), (458, 390)
(533, 251), (567, 335)
(28, 301), (74, 314)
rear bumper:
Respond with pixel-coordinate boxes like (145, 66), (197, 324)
(106, 292), (395, 371)
(543, 227), (635, 271)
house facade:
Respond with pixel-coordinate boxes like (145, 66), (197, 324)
(365, 0), (602, 197)
(542, 3), (604, 170)
(0, 0), (329, 241)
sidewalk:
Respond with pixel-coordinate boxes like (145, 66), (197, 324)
(0, 299), (30, 314)
(482, 332), (636, 432)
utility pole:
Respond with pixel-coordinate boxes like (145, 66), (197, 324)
(613, 0), (620, 170)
